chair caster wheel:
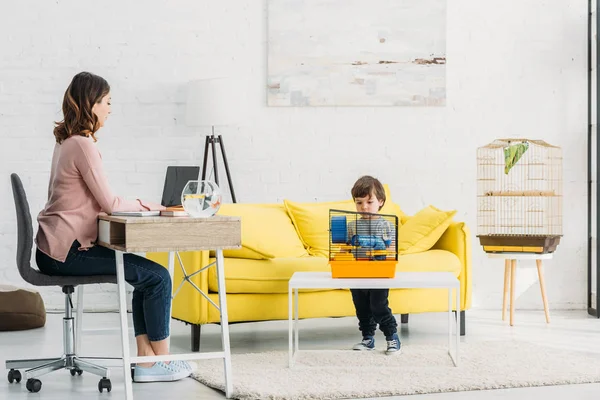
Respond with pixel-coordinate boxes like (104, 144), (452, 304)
(98, 378), (111, 393)
(70, 368), (83, 376)
(26, 378), (42, 393)
(7, 369), (21, 383)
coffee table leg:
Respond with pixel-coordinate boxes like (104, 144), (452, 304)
(448, 288), (452, 353)
(288, 286), (293, 367)
(455, 286), (460, 366)
(294, 288), (299, 354)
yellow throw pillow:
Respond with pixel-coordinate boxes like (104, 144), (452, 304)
(397, 205), (456, 254)
(216, 203), (308, 259)
(284, 199), (356, 257)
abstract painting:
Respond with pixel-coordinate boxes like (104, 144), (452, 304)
(267, 0), (446, 106)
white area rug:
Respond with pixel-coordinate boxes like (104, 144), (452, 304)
(191, 341), (600, 400)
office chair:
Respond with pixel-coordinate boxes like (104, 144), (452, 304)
(5, 173), (117, 393)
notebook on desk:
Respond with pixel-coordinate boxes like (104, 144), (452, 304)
(111, 210), (161, 217)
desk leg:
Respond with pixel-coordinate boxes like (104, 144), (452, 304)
(167, 252), (175, 350)
(510, 259), (516, 326)
(116, 251), (133, 400)
(536, 259), (550, 323)
(76, 285), (84, 354)
(215, 249), (233, 398)
(502, 260), (510, 321)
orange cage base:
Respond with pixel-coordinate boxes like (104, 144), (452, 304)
(330, 261), (396, 278)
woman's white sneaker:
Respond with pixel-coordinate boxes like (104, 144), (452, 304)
(133, 361), (191, 383)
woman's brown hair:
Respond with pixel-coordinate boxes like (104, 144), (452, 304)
(351, 175), (386, 210)
(54, 72), (110, 144)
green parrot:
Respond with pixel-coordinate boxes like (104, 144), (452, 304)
(504, 142), (529, 174)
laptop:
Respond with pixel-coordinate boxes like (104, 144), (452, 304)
(111, 166), (200, 216)
(160, 166), (201, 207)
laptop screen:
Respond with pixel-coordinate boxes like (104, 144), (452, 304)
(161, 166), (201, 207)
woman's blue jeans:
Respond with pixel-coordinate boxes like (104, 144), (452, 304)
(36, 240), (172, 342)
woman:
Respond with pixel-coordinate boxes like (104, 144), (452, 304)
(35, 71), (191, 383)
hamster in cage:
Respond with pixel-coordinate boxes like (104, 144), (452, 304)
(328, 209), (398, 278)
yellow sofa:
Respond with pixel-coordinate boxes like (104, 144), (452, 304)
(149, 188), (471, 351)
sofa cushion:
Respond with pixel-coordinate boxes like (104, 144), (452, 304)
(208, 256), (331, 293)
(209, 249), (461, 294)
(284, 199), (355, 257)
(215, 203), (308, 259)
(0, 285), (46, 331)
(284, 184), (406, 257)
(397, 205), (456, 254)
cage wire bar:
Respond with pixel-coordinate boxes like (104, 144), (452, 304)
(328, 209), (398, 278)
(476, 139), (563, 253)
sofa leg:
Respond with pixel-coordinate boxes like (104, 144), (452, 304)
(453, 311), (466, 336)
(400, 314), (409, 324)
(191, 324), (201, 352)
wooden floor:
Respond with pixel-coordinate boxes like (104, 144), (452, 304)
(1, 309), (599, 399)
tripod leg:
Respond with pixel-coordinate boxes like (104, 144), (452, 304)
(211, 135), (219, 185)
(217, 135), (237, 203)
(201, 135), (210, 180)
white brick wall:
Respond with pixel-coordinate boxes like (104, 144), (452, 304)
(0, 0), (589, 311)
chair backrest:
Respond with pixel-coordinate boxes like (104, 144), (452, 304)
(10, 173), (36, 285)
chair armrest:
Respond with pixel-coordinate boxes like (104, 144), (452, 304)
(431, 222), (472, 310)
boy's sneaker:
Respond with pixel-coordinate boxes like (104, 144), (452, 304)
(133, 361), (191, 383)
(385, 333), (401, 355)
(352, 336), (375, 351)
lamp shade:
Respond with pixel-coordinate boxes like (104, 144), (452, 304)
(185, 77), (243, 127)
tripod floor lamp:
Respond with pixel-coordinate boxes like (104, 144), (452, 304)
(201, 129), (236, 203)
(186, 77), (242, 203)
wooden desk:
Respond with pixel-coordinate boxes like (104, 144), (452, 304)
(98, 214), (241, 399)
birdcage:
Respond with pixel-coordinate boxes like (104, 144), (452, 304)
(476, 139), (563, 253)
(328, 209), (398, 278)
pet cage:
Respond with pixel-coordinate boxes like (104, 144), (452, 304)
(476, 139), (563, 253)
(328, 209), (398, 278)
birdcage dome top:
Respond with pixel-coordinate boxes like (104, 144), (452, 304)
(478, 139), (560, 150)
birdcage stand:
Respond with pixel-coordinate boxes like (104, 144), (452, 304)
(487, 252), (552, 326)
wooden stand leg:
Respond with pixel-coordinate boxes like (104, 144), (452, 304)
(502, 260), (510, 321)
(536, 259), (550, 323)
(510, 259), (516, 326)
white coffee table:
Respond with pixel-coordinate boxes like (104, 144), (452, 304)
(288, 271), (460, 368)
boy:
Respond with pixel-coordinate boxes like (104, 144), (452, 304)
(348, 175), (400, 355)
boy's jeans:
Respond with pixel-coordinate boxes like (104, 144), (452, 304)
(350, 288), (398, 338)
(36, 240), (172, 342)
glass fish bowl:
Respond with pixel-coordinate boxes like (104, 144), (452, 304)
(181, 180), (222, 218)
